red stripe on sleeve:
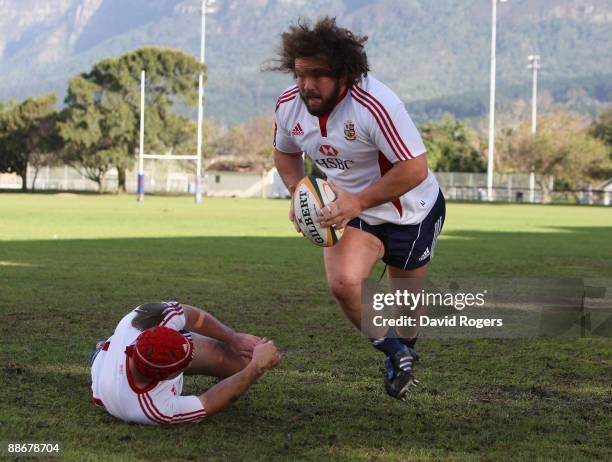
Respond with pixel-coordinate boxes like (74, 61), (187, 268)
(353, 85), (414, 158)
(138, 394), (167, 424)
(275, 93), (298, 112)
(161, 309), (184, 327)
(144, 393), (206, 424)
(280, 86), (298, 97)
(174, 407), (207, 417)
(352, 92), (407, 161)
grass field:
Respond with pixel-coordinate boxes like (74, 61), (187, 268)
(1, 193), (611, 461)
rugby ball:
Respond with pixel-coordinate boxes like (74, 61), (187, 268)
(293, 176), (343, 247)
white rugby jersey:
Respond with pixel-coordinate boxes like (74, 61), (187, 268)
(91, 303), (207, 425)
(274, 74), (440, 225)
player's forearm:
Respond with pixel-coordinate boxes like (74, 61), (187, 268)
(274, 149), (304, 195)
(199, 362), (264, 415)
(357, 157), (428, 210)
(183, 305), (236, 344)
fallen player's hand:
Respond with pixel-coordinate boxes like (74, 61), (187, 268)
(251, 339), (281, 374)
(317, 182), (363, 229)
(231, 333), (263, 359)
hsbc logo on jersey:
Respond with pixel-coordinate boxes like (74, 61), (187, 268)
(319, 144), (339, 157)
(315, 158), (354, 170)
(317, 144), (352, 170)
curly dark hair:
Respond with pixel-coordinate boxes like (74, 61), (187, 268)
(268, 16), (369, 84)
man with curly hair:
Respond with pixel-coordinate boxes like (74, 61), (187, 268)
(91, 301), (280, 424)
(270, 17), (445, 400)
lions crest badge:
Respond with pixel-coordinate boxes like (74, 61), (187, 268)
(344, 120), (356, 141)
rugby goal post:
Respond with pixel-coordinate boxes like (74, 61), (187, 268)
(136, 70), (204, 202)
(137, 1), (207, 203)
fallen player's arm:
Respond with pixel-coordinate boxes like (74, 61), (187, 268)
(183, 304), (237, 344)
(199, 340), (281, 416)
(182, 304), (263, 358)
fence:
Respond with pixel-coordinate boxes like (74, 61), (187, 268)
(0, 165), (241, 195)
(0, 165), (610, 205)
(436, 172), (542, 202)
(436, 172), (611, 205)
(0, 165), (287, 198)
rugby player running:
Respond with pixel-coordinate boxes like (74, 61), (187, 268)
(270, 17), (445, 400)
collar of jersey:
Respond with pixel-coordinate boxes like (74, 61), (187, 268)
(316, 86), (350, 136)
(317, 85), (349, 119)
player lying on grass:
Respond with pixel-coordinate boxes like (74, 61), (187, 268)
(91, 301), (281, 425)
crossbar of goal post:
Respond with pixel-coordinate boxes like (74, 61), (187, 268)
(136, 69), (204, 202)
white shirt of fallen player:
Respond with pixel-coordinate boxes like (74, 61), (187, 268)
(274, 74), (440, 226)
(91, 303), (207, 425)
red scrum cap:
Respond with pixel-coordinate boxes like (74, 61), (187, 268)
(127, 326), (194, 380)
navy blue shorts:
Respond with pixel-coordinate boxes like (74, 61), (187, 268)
(347, 190), (445, 270)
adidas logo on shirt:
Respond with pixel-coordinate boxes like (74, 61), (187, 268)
(418, 247), (431, 262)
(291, 122), (304, 136)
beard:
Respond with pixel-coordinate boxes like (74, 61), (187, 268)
(300, 81), (341, 117)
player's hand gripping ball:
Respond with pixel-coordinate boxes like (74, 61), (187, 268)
(293, 175), (344, 247)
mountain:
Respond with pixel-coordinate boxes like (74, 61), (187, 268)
(0, 0), (611, 125)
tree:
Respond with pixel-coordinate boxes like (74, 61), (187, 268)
(203, 115), (275, 172)
(57, 78), (123, 191)
(176, 117), (228, 172)
(219, 116), (275, 165)
(419, 116), (485, 172)
(59, 47), (205, 192)
(499, 111), (609, 202)
(0, 95), (59, 191)
(590, 106), (612, 146)
(590, 105), (612, 180)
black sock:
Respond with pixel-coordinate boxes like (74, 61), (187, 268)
(371, 336), (406, 358)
